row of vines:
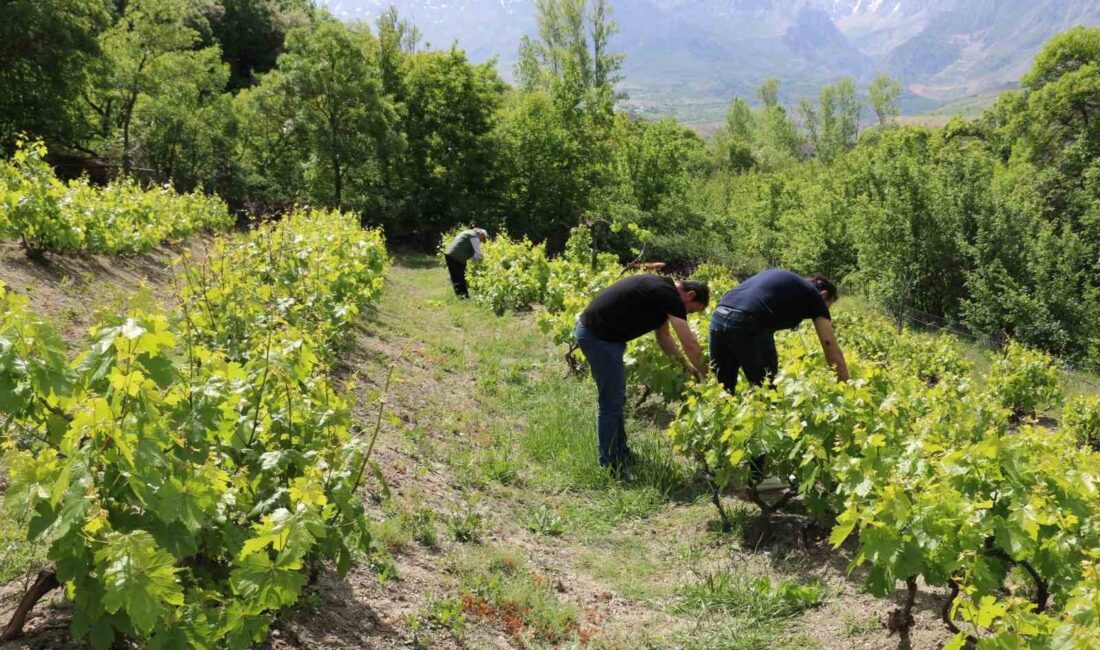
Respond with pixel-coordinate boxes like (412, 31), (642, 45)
(463, 232), (1100, 649)
(1, 209), (388, 647)
(0, 142), (231, 257)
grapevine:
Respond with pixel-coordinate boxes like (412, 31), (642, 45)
(0, 142), (232, 257)
(1, 209), (387, 647)
(438, 228), (1100, 647)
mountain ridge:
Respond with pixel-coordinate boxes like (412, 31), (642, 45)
(319, 0), (1100, 122)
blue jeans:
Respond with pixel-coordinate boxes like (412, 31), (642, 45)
(575, 322), (629, 466)
(710, 307), (776, 483)
(709, 306), (778, 395)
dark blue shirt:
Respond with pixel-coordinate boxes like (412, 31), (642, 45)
(718, 269), (830, 331)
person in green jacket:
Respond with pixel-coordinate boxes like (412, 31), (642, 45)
(443, 228), (487, 298)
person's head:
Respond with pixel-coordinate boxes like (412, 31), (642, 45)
(805, 273), (839, 307)
(676, 280), (710, 314)
(474, 228), (488, 242)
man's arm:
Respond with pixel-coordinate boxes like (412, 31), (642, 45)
(666, 316), (709, 379)
(654, 321), (701, 381)
(813, 317), (849, 382)
(470, 234), (483, 261)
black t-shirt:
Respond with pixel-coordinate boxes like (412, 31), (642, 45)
(580, 274), (687, 343)
(718, 269), (830, 331)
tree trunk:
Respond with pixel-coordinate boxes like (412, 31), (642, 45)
(333, 154), (342, 208)
(1, 570), (59, 641)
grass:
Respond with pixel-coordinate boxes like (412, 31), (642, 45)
(673, 568), (826, 650)
(368, 256), (839, 647)
(0, 515), (44, 585)
(454, 547), (581, 645)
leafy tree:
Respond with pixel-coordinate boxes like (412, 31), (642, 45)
(804, 77), (860, 163)
(616, 116), (705, 214)
(496, 90), (584, 243)
(232, 68), (302, 210)
(507, 0), (625, 247)
(274, 20), (401, 213)
(90, 0), (210, 174)
(396, 49), (506, 238)
(205, 0), (312, 91)
(718, 97), (758, 172)
(0, 0), (112, 154)
(869, 73), (902, 128)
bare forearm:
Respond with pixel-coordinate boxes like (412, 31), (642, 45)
(656, 332), (679, 358)
(682, 341), (708, 375)
(826, 347), (849, 382)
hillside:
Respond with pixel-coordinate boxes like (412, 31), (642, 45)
(0, 248), (959, 650)
(320, 0), (1100, 121)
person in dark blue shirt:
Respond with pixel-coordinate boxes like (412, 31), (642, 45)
(710, 269), (849, 394)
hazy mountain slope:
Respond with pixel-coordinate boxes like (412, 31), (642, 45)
(884, 0), (1100, 99)
(319, 0), (1100, 119)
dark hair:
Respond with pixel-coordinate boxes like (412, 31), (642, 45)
(805, 273), (839, 302)
(679, 280), (710, 308)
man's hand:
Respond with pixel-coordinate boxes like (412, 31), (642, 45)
(813, 317), (850, 382)
(681, 356), (704, 382)
(668, 316), (709, 378)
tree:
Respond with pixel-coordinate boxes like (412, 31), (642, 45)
(131, 46), (234, 192)
(1022, 26), (1100, 91)
(508, 0), (625, 245)
(0, 0), (111, 154)
(274, 20), (401, 212)
(617, 116), (706, 214)
(91, 0), (208, 174)
(869, 73), (902, 128)
(497, 90), (585, 243)
(205, 0), (312, 91)
(233, 68), (303, 210)
(755, 79), (803, 168)
(803, 77), (861, 163)
(397, 49), (506, 238)
(723, 97), (758, 171)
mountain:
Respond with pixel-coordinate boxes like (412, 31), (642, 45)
(318, 0), (1100, 122)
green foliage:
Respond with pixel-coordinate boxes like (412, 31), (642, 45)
(1062, 395), (1100, 450)
(524, 505), (565, 537)
(0, 0), (110, 152)
(669, 310), (1100, 649)
(0, 142), (231, 255)
(467, 236), (551, 315)
(868, 73), (902, 127)
(987, 341), (1063, 419)
(677, 571), (825, 619)
(395, 49), (506, 238)
(447, 500), (486, 543)
(474, 233), (724, 405)
(0, 209), (387, 647)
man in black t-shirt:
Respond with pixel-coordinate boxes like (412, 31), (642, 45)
(576, 275), (711, 469)
(710, 269), (849, 394)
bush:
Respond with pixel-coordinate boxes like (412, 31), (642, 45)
(0, 141), (231, 256)
(987, 340), (1063, 419)
(1062, 394), (1100, 450)
(467, 235), (550, 315)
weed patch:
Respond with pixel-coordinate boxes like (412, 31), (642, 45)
(455, 547), (580, 644)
